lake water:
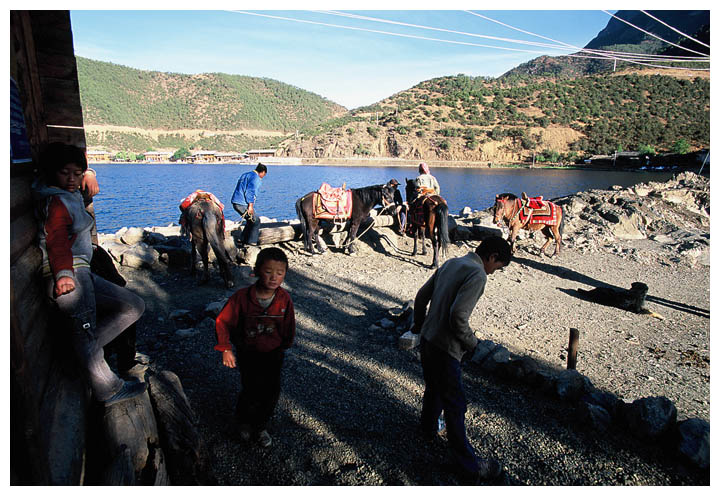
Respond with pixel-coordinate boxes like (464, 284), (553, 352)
(90, 163), (676, 233)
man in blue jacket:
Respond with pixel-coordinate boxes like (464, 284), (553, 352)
(232, 163), (267, 246)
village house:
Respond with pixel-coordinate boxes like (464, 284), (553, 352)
(246, 149), (276, 160)
(144, 150), (173, 162)
(87, 150), (110, 162)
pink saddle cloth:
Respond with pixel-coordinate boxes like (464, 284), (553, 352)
(313, 183), (352, 219)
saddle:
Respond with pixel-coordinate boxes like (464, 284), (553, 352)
(179, 190), (225, 233)
(409, 194), (441, 226)
(312, 182), (353, 220)
(516, 193), (559, 226)
(415, 186), (436, 196)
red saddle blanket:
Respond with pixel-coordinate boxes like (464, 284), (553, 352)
(409, 195), (442, 226)
(516, 197), (559, 225)
(179, 190), (225, 231)
(313, 183), (353, 220)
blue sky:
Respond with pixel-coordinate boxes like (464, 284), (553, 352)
(68, 7), (636, 109)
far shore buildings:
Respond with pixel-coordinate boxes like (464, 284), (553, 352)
(86, 148), (276, 163)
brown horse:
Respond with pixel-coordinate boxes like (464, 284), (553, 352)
(295, 181), (397, 255)
(182, 194), (235, 288)
(405, 178), (450, 268)
(493, 192), (564, 257)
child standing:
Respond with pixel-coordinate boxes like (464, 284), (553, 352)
(33, 142), (147, 406)
(215, 247), (296, 447)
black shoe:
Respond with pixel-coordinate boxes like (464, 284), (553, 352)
(104, 380), (147, 406)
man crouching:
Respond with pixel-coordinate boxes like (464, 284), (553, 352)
(412, 235), (511, 483)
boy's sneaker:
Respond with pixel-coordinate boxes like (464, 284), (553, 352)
(239, 424), (252, 442)
(258, 430), (272, 448)
(104, 380), (147, 406)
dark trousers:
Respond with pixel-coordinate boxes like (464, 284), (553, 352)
(232, 203), (260, 245)
(420, 338), (479, 476)
(236, 347), (285, 431)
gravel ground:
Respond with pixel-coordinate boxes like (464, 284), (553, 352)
(116, 198), (710, 486)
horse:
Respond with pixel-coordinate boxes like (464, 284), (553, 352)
(182, 193), (235, 288)
(493, 192), (564, 257)
(405, 178), (450, 268)
(295, 181), (398, 255)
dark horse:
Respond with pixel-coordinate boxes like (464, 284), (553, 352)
(493, 192), (564, 257)
(295, 181), (397, 255)
(182, 194), (235, 288)
(405, 178), (450, 268)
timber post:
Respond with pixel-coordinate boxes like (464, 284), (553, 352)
(567, 328), (579, 370)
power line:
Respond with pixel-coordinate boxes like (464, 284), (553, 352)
(640, 10), (710, 49)
(602, 10), (709, 57)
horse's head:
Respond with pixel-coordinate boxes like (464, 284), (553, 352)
(381, 180), (398, 207)
(493, 193), (517, 226)
(405, 178), (418, 202)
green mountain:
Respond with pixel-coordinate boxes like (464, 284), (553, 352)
(76, 56), (346, 152)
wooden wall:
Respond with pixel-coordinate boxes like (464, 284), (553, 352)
(10, 10), (89, 485)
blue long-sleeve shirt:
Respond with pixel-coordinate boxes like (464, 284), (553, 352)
(231, 170), (262, 206)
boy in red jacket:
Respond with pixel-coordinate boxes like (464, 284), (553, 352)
(215, 247), (295, 447)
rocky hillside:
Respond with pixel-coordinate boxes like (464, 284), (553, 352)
(277, 72), (709, 164)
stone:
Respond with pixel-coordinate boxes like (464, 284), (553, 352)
(204, 301), (225, 318)
(169, 310), (195, 329)
(578, 401), (612, 432)
(581, 389), (622, 418)
(121, 243), (160, 269)
(460, 206), (473, 216)
(175, 328), (199, 338)
(609, 212), (646, 240)
(378, 318), (395, 329)
(622, 396), (677, 440)
(155, 245), (192, 267)
(143, 231), (168, 245)
(197, 317), (215, 332)
(480, 344), (510, 373)
(555, 369), (585, 401)
(451, 225), (472, 242)
(675, 418), (710, 470)
(398, 330), (420, 350)
(470, 339), (497, 364)
(240, 245), (262, 267)
(470, 225), (504, 240)
(120, 227), (146, 245)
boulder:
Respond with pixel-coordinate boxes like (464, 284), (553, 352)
(121, 243), (160, 269)
(554, 369), (586, 401)
(451, 225), (472, 242)
(578, 401), (612, 432)
(120, 227), (146, 245)
(675, 418), (710, 470)
(175, 328), (199, 339)
(143, 231), (168, 245)
(155, 245), (192, 268)
(398, 330), (420, 350)
(622, 396), (677, 440)
(480, 344), (510, 373)
(470, 339), (497, 364)
(459, 206), (473, 216)
(204, 301), (226, 318)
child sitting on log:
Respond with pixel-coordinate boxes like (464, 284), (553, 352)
(214, 247), (296, 447)
(33, 142), (147, 406)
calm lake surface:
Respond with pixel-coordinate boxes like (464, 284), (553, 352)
(91, 163), (676, 233)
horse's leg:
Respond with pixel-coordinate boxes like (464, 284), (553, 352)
(199, 237), (210, 284)
(346, 220), (361, 254)
(312, 220), (325, 254)
(540, 226), (553, 256)
(190, 239), (197, 275)
(509, 224), (519, 254)
(411, 225), (418, 256)
(428, 214), (439, 267)
(420, 225), (427, 255)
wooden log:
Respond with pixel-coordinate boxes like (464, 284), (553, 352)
(102, 389), (159, 477)
(253, 215), (395, 245)
(147, 370), (216, 485)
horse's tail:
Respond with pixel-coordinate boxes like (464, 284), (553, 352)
(202, 206), (232, 268)
(295, 195), (308, 241)
(436, 202), (450, 256)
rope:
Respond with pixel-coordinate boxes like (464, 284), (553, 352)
(336, 204), (393, 249)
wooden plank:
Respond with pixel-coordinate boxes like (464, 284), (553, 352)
(35, 52), (80, 81)
(10, 213), (38, 265)
(46, 127), (87, 148)
(10, 175), (35, 220)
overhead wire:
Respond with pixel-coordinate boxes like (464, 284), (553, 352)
(228, 10), (709, 71)
(602, 10), (709, 57)
(640, 10), (710, 49)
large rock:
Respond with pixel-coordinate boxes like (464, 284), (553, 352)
(675, 418), (710, 470)
(554, 369), (586, 401)
(120, 227), (146, 245)
(578, 401), (612, 432)
(622, 396), (677, 440)
(121, 243), (160, 269)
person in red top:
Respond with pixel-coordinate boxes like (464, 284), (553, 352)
(215, 247), (296, 447)
(32, 142), (147, 406)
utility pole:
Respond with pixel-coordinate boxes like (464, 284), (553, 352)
(613, 58), (617, 72)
